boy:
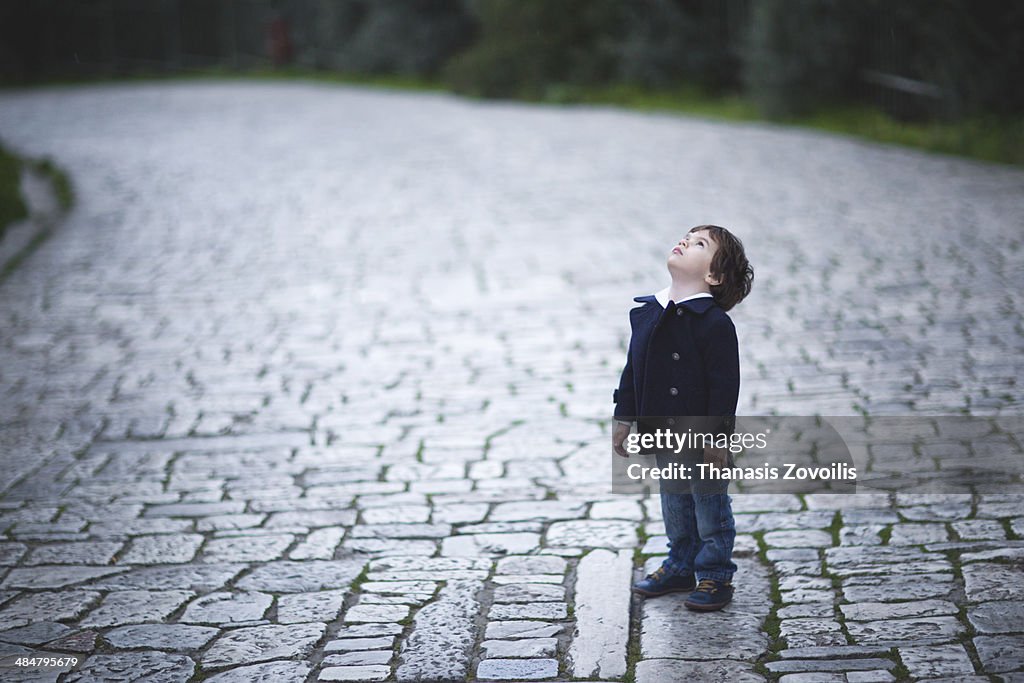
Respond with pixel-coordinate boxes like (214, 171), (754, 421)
(612, 224), (753, 611)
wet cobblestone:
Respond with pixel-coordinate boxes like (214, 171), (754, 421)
(0, 80), (1023, 680)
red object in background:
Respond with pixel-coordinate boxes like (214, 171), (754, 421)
(267, 15), (293, 66)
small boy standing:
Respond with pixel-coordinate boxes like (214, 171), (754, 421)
(612, 224), (753, 611)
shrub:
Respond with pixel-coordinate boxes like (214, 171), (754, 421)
(614, 0), (748, 93)
(319, 0), (478, 77)
(742, 0), (867, 118)
(443, 0), (623, 99)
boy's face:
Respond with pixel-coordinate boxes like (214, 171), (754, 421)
(667, 228), (721, 286)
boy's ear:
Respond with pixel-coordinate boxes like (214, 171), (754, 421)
(705, 272), (722, 287)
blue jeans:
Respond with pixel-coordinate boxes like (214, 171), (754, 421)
(656, 471), (738, 582)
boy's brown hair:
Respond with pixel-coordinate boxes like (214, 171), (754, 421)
(689, 224), (753, 312)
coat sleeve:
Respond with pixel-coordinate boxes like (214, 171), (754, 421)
(704, 315), (740, 438)
(613, 332), (638, 421)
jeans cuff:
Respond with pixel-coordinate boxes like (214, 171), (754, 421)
(662, 558), (692, 575)
(696, 572), (733, 583)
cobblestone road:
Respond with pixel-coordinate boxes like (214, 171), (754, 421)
(0, 81), (1023, 682)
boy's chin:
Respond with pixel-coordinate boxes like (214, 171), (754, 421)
(666, 262), (690, 274)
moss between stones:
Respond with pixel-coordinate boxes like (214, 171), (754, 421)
(752, 528), (787, 664)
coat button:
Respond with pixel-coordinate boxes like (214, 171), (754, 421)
(676, 308), (684, 316)
(666, 417), (676, 426)
(671, 352), (680, 360)
(669, 387), (678, 396)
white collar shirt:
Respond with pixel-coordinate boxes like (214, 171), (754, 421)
(653, 287), (713, 309)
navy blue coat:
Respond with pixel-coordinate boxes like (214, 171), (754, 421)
(613, 293), (739, 437)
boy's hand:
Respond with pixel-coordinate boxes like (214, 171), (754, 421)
(704, 445), (729, 469)
(612, 421), (632, 458)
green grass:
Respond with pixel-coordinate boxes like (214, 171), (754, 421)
(1003, 518), (1020, 541)
(800, 104), (1024, 166)
(553, 82), (759, 122)
(26, 157), (73, 210)
(5, 65), (1022, 166)
(0, 64), (448, 97)
(0, 142), (75, 281)
(0, 143), (30, 241)
(826, 510), (843, 546)
(460, 78), (1024, 166)
(348, 563), (370, 593)
(623, 618), (643, 683)
(752, 529), (787, 661)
